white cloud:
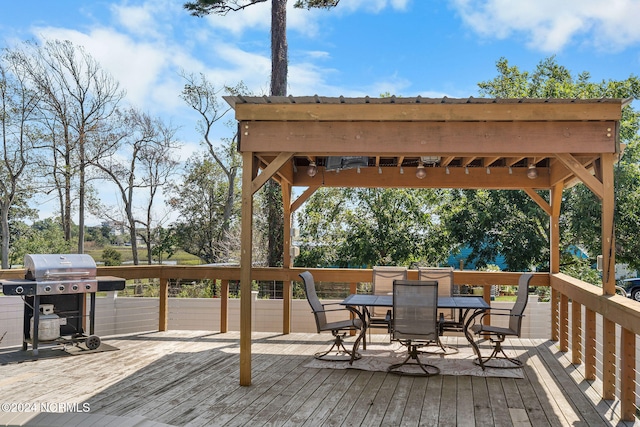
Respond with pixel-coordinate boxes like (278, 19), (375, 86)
(450, 0), (640, 52)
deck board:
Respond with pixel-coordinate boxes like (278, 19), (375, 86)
(0, 331), (638, 427)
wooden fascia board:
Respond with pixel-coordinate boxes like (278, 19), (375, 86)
(555, 153), (604, 199)
(294, 165), (550, 189)
(233, 103), (623, 122)
(239, 121), (617, 155)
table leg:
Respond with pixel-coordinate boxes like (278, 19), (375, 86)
(464, 309), (487, 370)
(346, 305), (367, 365)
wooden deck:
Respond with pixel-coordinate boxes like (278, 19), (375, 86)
(0, 331), (637, 427)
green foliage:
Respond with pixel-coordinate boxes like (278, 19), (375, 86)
(477, 56), (640, 272)
(441, 189), (550, 271)
(9, 219), (71, 266)
(168, 151), (240, 264)
(295, 187), (452, 268)
(151, 227), (178, 263)
(101, 247), (122, 266)
(560, 254), (602, 286)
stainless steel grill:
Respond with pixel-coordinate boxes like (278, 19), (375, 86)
(0, 254), (126, 355)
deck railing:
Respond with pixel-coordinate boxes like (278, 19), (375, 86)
(1, 265), (638, 421)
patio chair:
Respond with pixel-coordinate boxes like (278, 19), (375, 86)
(387, 280), (440, 376)
(299, 271), (363, 361)
(369, 266), (407, 339)
(418, 267), (460, 335)
(470, 273), (534, 369)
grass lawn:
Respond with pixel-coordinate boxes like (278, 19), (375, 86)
(86, 245), (202, 265)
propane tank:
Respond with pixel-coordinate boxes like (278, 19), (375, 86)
(30, 304), (61, 342)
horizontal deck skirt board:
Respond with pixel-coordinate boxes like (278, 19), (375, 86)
(0, 332), (635, 427)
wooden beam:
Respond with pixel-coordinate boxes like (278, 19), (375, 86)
(159, 277), (168, 332)
(240, 121), (617, 155)
(524, 189), (551, 216)
(257, 155), (293, 185)
(240, 151), (254, 386)
(282, 182), (292, 269)
(440, 156), (455, 167)
(251, 152), (293, 195)
(291, 186), (319, 212)
(549, 184), (563, 274)
(601, 153), (616, 294)
(483, 157), (500, 167)
(551, 273), (640, 335)
(461, 157), (476, 167)
(295, 166), (551, 189)
(555, 153), (604, 199)
(505, 156), (525, 167)
(233, 101), (623, 122)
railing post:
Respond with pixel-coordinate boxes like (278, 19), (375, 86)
(349, 282), (357, 336)
(620, 327), (636, 422)
(551, 287), (559, 341)
(283, 280), (292, 334)
(159, 277), (168, 332)
(560, 294), (568, 352)
(571, 301), (582, 364)
(584, 308), (596, 380)
(220, 280), (229, 333)
(602, 318), (616, 400)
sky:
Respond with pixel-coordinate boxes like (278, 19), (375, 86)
(1, 0), (640, 224)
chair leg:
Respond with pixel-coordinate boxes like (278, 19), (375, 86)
(473, 334), (523, 369)
(388, 342), (440, 376)
(419, 336), (459, 355)
(314, 331), (361, 362)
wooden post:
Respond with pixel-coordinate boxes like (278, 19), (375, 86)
(282, 182), (292, 335)
(239, 152), (254, 386)
(220, 280), (229, 333)
(600, 153), (616, 295)
(549, 184), (563, 274)
(584, 308), (596, 380)
(549, 184), (562, 343)
(571, 301), (582, 365)
(620, 327), (636, 421)
(551, 287), (559, 341)
(602, 318), (616, 400)
(349, 282), (357, 336)
(283, 280), (292, 334)
(560, 294), (568, 352)
(159, 277), (168, 332)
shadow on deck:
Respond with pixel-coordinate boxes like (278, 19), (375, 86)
(0, 331), (637, 427)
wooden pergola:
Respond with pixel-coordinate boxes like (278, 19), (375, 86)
(224, 95), (630, 386)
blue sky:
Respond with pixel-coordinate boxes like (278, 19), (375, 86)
(2, 0), (640, 222)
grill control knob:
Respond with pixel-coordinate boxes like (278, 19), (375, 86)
(85, 284), (92, 290)
(15, 286), (24, 294)
(58, 285), (65, 292)
(44, 286), (52, 292)
(71, 284), (79, 291)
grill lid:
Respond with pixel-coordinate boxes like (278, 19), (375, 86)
(24, 254), (97, 282)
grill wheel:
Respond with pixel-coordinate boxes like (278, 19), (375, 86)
(85, 335), (101, 350)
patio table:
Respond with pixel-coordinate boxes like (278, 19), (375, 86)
(341, 293), (490, 364)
